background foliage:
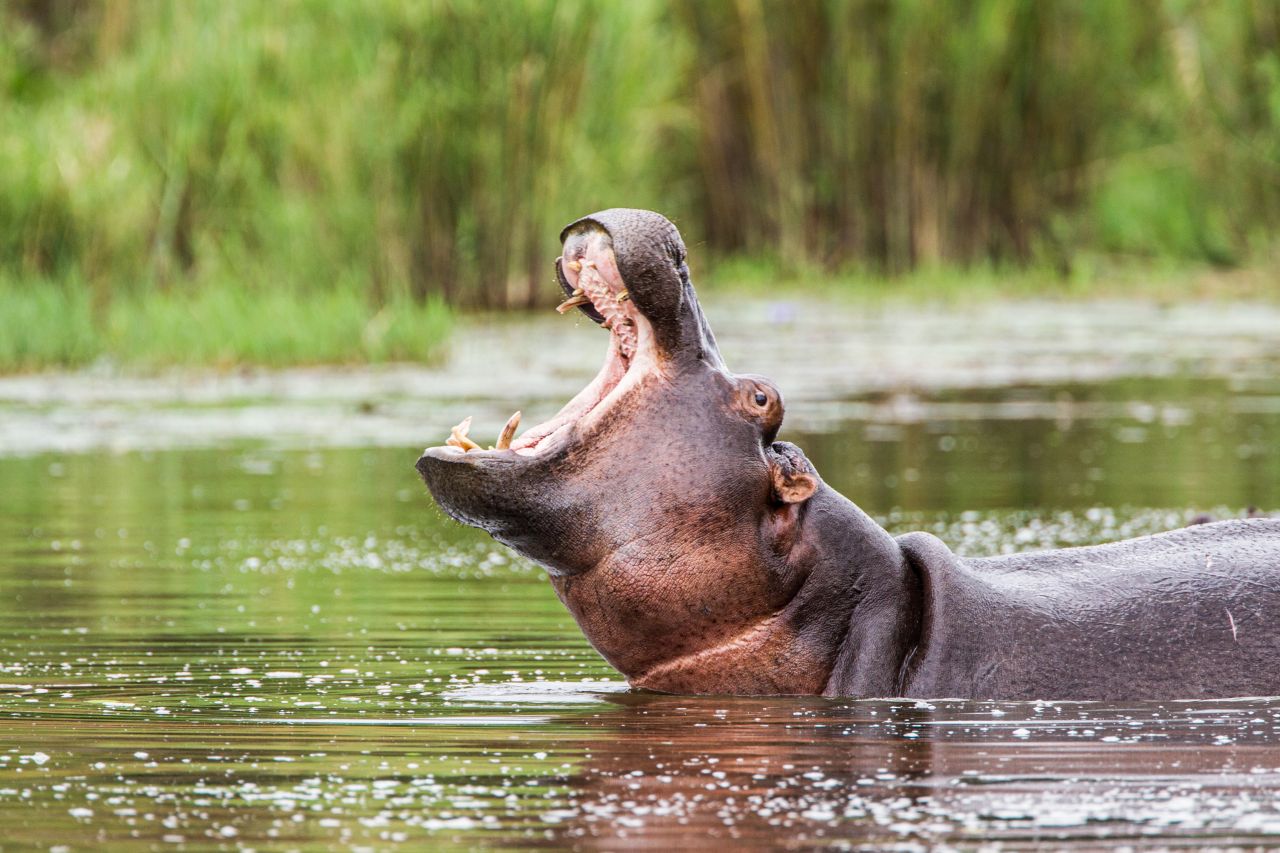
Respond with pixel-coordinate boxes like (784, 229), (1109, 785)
(2, 0), (1278, 367)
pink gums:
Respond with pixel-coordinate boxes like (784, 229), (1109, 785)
(578, 262), (636, 359)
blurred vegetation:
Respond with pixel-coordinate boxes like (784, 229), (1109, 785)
(680, 0), (1280, 274)
(1, 0), (1278, 370)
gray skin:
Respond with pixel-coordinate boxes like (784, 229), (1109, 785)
(418, 208), (1280, 700)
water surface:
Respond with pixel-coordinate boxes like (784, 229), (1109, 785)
(1, 299), (1279, 848)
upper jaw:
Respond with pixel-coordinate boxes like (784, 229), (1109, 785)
(559, 209), (724, 370)
(555, 254), (606, 326)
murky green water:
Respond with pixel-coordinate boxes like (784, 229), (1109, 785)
(2, 365), (1279, 848)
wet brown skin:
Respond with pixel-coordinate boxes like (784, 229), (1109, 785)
(417, 208), (1280, 700)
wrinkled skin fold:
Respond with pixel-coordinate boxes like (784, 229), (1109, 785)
(417, 208), (1280, 700)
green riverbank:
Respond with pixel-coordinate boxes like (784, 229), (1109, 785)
(5, 264), (1279, 372)
(700, 260), (1280, 305)
(0, 281), (450, 371)
(5, 1), (1280, 352)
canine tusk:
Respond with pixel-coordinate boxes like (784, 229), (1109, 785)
(556, 294), (592, 314)
(496, 411), (521, 450)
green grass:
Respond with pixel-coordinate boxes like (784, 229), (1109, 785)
(0, 0), (682, 315)
(5, 256), (1276, 373)
(701, 256), (1280, 305)
(0, 276), (101, 370)
(0, 278), (450, 372)
(2, 0), (1280, 375)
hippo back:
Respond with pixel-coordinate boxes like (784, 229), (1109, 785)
(902, 519), (1280, 700)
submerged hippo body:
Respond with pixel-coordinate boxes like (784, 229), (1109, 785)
(417, 208), (1280, 700)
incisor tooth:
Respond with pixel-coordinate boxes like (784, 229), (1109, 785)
(496, 411), (521, 450)
(566, 259), (582, 273)
(447, 416), (481, 452)
(616, 290), (630, 302)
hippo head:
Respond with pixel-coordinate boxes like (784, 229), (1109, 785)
(417, 209), (902, 695)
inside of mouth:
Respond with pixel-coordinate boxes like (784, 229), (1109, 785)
(442, 237), (647, 457)
(507, 241), (641, 454)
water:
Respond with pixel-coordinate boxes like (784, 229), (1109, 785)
(1, 299), (1279, 848)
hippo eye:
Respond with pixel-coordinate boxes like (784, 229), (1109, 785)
(754, 391), (768, 407)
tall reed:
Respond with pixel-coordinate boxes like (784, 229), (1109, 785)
(0, 0), (683, 326)
(676, 0), (1280, 274)
(1, 0), (1278, 359)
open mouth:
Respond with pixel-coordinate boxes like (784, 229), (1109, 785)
(431, 234), (655, 458)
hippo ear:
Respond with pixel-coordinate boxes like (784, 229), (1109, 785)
(767, 442), (819, 505)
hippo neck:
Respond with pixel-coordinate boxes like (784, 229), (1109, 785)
(809, 488), (921, 697)
(632, 487), (918, 697)
(628, 612), (828, 695)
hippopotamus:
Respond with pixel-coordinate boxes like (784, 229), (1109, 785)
(416, 208), (1280, 700)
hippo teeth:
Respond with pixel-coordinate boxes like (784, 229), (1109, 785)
(446, 416), (481, 452)
(556, 290), (591, 314)
(495, 411), (521, 450)
(445, 411), (524, 453)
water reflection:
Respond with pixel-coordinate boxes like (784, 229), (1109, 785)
(6, 681), (1280, 848)
(466, 690), (1280, 848)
